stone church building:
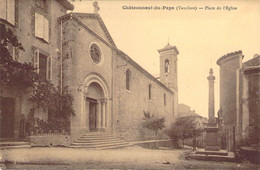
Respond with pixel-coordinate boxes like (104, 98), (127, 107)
(0, 0), (178, 142)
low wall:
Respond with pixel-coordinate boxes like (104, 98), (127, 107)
(28, 135), (71, 147)
(132, 139), (175, 149)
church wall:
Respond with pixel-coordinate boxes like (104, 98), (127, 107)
(62, 18), (113, 140)
(112, 54), (174, 141)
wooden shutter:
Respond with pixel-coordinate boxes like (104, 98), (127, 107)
(0, 0), (7, 20)
(7, 0), (15, 25)
(34, 49), (39, 74)
(35, 13), (43, 38)
(43, 17), (49, 42)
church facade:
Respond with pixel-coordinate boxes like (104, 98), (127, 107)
(0, 0), (178, 142)
(59, 12), (179, 141)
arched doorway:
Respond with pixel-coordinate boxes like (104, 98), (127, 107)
(80, 73), (111, 132)
(86, 82), (104, 131)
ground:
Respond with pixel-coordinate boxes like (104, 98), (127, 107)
(0, 146), (259, 169)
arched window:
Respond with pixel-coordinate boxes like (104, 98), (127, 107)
(126, 69), (131, 90)
(164, 93), (166, 106)
(148, 84), (152, 100)
(165, 59), (169, 73)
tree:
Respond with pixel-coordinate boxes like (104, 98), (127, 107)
(166, 116), (200, 148)
(0, 24), (38, 90)
(142, 111), (165, 148)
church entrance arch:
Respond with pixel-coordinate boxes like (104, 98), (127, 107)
(80, 73), (110, 132)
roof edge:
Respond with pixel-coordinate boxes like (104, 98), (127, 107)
(115, 49), (175, 95)
(56, 0), (74, 11)
(58, 13), (116, 48)
(158, 46), (179, 55)
(217, 50), (243, 66)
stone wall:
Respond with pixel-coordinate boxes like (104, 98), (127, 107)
(29, 135), (71, 147)
(61, 15), (113, 140)
(112, 52), (174, 141)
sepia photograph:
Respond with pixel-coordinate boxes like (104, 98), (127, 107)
(0, 0), (259, 169)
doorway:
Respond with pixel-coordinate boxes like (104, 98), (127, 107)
(88, 98), (97, 132)
(0, 97), (15, 138)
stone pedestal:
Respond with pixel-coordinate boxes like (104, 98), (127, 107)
(205, 127), (219, 151)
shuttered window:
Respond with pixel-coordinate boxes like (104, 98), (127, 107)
(35, 13), (49, 42)
(0, 0), (15, 25)
(33, 49), (52, 80)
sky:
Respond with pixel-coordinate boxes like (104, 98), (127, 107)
(70, 0), (260, 118)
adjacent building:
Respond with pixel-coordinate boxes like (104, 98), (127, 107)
(217, 51), (260, 149)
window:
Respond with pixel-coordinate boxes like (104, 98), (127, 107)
(0, 0), (15, 25)
(165, 59), (169, 73)
(148, 84), (152, 100)
(34, 49), (52, 80)
(90, 43), (101, 64)
(35, 13), (49, 42)
(164, 93), (166, 106)
(126, 69), (131, 91)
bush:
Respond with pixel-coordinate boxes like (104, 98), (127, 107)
(166, 116), (201, 148)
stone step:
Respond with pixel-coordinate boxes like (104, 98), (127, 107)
(0, 144), (31, 149)
(195, 150), (228, 156)
(75, 138), (123, 143)
(78, 136), (115, 140)
(189, 152), (235, 162)
(70, 142), (131, 149)
(70, 132), (131, 149)
(72, 141), (128, 146)
(82, 133), (113, 136)
(0, 141), (30, 146)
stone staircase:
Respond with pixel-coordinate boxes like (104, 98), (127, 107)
(70, 132), (132, 149)
(0, 139), (31, 149)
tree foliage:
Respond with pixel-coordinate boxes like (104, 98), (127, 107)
(0, 24), (38, 90)
(166, 116), (201, 148)
(142, 111), (165, 140)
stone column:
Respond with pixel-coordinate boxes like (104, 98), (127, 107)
(100, 101), (104, 128)
(102, 101), (106, 127)
(105, 102), (108, 127)
(85, 101), (89, 130)
(97, 101), (101, 131)
(207, 68), (216, 125)
(205, 68), (220, 151)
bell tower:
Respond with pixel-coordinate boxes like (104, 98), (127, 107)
(158, 43), (179, 117)
(158, 43), (179, 91)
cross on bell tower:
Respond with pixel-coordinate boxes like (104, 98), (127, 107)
(93, 1), (100, 14)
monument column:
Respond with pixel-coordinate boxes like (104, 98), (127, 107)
(208, 68), (215, 125)
(205, 68), (220, 151)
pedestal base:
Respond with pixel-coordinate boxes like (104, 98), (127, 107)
(205, 126), (220, 151)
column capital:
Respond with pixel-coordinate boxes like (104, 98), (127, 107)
(100, 98), (108, 104)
